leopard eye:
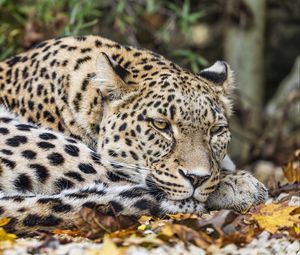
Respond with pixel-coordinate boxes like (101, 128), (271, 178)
(151, 119), (170, 132)
(210, 125), (228, 135)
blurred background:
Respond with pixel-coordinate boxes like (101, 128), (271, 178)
(0, 0), (299, 173)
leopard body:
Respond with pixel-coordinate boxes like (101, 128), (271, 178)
(0, 35), (267, 234)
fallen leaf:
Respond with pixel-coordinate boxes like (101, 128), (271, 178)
(138, 216), (153, 224)
(176, 210), (239, 236)
(75, 206), (139, 239)
(123, 234), (164, 247)
(269, 182), (300, 197)
(90, 235), (125, 255)
(159, 224), (174, 237)
(109, 228), (137, 240)
(293, 225), (300, 234)
(137, 224), (148, 231)
(52, 229), (83, 236)
(159, 224), (212, 248)
(283, 150), (300, 182)
(167, 213), (200, 220)
(0, 218), (16, 243)
(289, 223), (300, 239)
(0, 228), (17, 242)
(251, 203), (299, 234)
(217, 231), (252, 247)
(0, 218), (11, 227)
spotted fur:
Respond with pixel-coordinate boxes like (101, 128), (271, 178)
(0, 36), (267, 233)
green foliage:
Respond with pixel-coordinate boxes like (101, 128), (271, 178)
(64, 0), (101, 35)
(0, 0), (209, 71)
(174, 49), (208, 73)
(168, 0), (204, 37)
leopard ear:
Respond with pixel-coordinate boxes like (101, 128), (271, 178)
(93, 53), (137, 100)
(199, 61), (235, 116)
(199, 61), (234, 94)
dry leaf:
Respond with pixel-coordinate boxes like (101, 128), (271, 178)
(138, 216), (153, 224)
(176, 210), (239, 235)
(0, 228), (17, 242)
(52, 229), (83, 236)
(0, 218), (11, 227)
(216, 229), (256, 247)
(168, 213), (200, 220)
(251, 203), (299, 234)
(159, 224), (212, 248)
(283, 150), (300, 182)
(75, 206), (139, 238)
(0, 218), (16, 243)
(90, 235), (125, 255)
(269, 182), (300, 197)
(289, 224), (300, 239)
(109, 229), (137, 240)
(137, 224), (147, 231)
(123, 234), (164, 246)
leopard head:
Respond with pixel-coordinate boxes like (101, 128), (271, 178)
(94, 53), (234, 202)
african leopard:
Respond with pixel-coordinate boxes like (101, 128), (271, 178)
(0, 35), (267, 234)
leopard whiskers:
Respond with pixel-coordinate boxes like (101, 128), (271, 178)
(90, 152), (154, 173)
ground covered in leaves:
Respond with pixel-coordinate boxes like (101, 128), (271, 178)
(0, 151), (299, 255)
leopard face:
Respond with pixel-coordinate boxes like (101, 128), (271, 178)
(96, 57), (233, 202)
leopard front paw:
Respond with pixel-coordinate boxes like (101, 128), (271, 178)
(206, 171), (268, 212)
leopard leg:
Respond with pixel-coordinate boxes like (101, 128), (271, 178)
(205, 170), (268, 212)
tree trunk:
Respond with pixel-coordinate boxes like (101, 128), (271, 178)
(225, 0), (266, 163)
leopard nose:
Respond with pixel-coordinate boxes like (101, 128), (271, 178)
(179, 170), (211, 188)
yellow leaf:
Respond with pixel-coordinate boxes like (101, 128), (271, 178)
(52, 229), (82, 236)
(137, 224), (147, 231)
(167, 213), (199, 220)
(159, 224), (212, 248)
(0, 218), (16, 243)
(91, 235), (124, 255)
(294, 225), (300, 234)
(0, 228), (17, 242)
(251, 203), (299, 234)
(0, 218), (11, 227)
(125, 234), (164, 246)
(160, 225), (174, 237)
(138, 216), (153, 224)
(109, 229), (136, 239)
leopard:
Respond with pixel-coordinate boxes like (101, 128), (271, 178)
(0, 35), (268, 234)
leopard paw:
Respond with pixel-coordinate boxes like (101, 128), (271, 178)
(205, 171), (268, 212)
